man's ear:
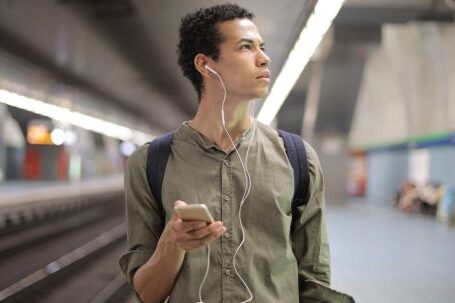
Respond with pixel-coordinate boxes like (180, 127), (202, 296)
(194, 54), (211, 76)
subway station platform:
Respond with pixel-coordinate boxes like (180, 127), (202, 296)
(328, 199), (455, 303)
(0, 175), (123, 204)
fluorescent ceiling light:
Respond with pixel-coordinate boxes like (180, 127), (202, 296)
(0, 88), (153, 144)
(257, 0), (346, 125)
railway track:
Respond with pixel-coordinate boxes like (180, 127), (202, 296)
(0, 195), (133, 303)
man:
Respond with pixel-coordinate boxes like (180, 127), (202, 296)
(120, 3), (337, 303)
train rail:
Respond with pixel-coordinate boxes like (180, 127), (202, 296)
(0, 177), (132, 303)
(0, 224), (130, 303)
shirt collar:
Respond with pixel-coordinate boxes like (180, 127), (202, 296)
(176, 120), (257, 153)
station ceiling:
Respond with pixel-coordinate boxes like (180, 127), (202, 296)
(0, 0), (453, 136)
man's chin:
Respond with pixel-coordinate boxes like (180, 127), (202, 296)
(255, 88), (270, 99)
(242, 88), (269, 101)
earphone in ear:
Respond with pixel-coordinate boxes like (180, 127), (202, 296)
(205, 64), (219, 76)
(204, 64), (225, 126)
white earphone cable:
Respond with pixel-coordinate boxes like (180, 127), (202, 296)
(219, 72), (254, 303)
(196, 244), (211, 303)
(196, 67), (254, 303)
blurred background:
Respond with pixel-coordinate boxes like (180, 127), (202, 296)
(0, 0), (454, 302)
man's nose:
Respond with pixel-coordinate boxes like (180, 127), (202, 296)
(257, 49), (271, 67)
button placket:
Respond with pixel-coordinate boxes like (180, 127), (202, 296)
(220, 154), (234, 296)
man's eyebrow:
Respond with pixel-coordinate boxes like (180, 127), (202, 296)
(236, 38), (265, 46)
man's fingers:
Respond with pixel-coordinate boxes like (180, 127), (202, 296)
(171, 200), (186, 216)
(170, 200), (187, 222)
(174, 200), (186, 207)
(174, 221), (224, 241)
(177, 226), (227, 250)
(188, 222), (224, 239)
(174, 220), (209, 233)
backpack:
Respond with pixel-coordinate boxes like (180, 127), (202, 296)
(145, 129), (309, 231)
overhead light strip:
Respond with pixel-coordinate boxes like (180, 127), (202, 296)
(257, 0), (346, 125)
(0, 88), (153, 144)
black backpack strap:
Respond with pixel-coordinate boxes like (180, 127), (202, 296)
(146, 132), (174, 215)
(277, 130), (310, 229)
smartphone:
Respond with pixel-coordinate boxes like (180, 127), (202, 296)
(174, 204), (214, 223)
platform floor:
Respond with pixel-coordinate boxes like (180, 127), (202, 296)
(327, 199), (455, 303)
(0, 175), (123, 207)
(0, 175), (123, 195)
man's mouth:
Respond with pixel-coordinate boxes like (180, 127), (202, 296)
(256, 70), (271, 79)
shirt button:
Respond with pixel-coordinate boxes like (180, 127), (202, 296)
(223, 159), (230, 166)
(224, 195), (230, 201)
(224, 232), (231, 238)
(225, 269), (231, 275)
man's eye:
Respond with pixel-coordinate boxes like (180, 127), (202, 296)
(241, 44), (252, 50)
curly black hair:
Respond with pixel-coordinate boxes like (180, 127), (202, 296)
(177, 3), (254, 100)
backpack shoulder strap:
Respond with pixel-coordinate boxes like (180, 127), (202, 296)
(277, 129), (310, 211)
(146, 132), (174, 214)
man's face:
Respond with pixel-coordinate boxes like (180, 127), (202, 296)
(210, 18), (271, 100)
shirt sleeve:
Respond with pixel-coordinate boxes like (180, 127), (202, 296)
(118, 144), (166, 301)
(291, 141), (332, 302)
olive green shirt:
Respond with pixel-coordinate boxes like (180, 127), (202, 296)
(119, 120), (331, 303)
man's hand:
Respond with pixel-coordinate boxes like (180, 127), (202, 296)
(164, 200), (226, 252)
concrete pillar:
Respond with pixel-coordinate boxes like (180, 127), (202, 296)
(301, 28), (333, 143)
(301, 60), (324, 144)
